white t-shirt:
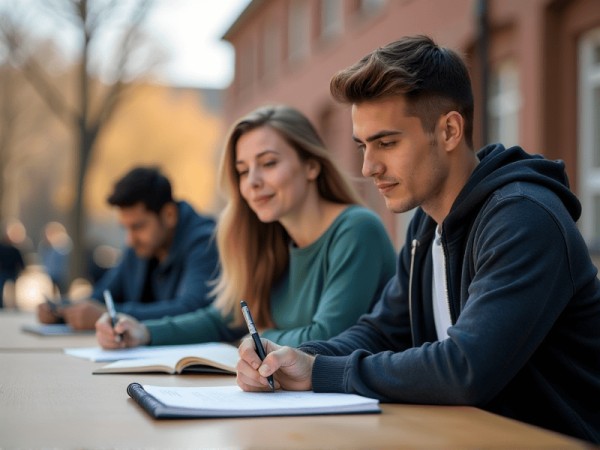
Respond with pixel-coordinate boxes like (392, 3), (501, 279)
(432, 226), (452, 340)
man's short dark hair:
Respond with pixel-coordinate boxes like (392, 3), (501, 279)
(107, 167), (173, 214)
(330, 35), (474, 149)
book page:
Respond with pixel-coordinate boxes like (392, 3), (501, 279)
(65, 342), (237, 363)
(94, 344), (239, 374)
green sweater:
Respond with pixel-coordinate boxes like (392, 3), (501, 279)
(145, 205), (396, 347)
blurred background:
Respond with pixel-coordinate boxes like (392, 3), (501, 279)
(1, 0), (599, 311)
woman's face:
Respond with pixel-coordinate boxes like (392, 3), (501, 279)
(235, 126), (319, 224)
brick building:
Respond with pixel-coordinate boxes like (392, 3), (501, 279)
(222, 0), (600, 249)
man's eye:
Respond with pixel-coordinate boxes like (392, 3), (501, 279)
(379, 140), (395, 148)
(356, 144), (366, 153)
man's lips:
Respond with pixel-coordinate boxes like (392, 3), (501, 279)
(375, 181), (398, 194)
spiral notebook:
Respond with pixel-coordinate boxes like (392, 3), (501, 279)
(127, 383), (381, 419)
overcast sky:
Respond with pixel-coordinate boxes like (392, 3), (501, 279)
(0, 0), (252, 88)
(144, 0), (251, 88)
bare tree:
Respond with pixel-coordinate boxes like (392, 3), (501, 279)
(0, 0), (161, 281)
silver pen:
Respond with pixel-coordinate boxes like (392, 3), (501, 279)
(103, 289), (122, 343)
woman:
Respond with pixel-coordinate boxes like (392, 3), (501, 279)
(96, 105), (396, 349)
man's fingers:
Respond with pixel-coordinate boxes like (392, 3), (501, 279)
(238, 337), (264, 370)
(236, 359), (274, 392)
(260, 346), (292, 375)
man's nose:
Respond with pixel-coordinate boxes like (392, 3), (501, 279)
(125, 231), (134, 247)
(361, 149), (383, 178)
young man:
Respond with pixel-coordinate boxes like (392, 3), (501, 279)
(236, 36), (600, 443)
(37, 166), (219, 330)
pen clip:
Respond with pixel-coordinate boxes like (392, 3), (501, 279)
(241, 306), (257, 334)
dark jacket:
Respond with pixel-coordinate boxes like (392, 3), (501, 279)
(301, 144), (600, 443)
(91, 201), (219, 320)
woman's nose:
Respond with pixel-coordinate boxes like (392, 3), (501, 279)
(247, 167), (262, 187)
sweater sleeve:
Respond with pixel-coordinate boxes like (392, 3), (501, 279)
(262, 211), (396, 347)
(144, 305), (245, 346)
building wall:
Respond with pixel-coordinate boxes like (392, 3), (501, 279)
(223, 0), (600, 249)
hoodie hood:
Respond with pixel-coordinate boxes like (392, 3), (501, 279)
(446, 144), (582, 230)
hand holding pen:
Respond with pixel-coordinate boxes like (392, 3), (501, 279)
(240, 300), (275, 392)
(103, 290), (123, 343)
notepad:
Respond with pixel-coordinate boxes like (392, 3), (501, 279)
(22, 323), (94, 336)
(127, 383), (381, 419)
(94, 343), (239, 375)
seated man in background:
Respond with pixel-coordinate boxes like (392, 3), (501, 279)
(37, 166), (219, 329)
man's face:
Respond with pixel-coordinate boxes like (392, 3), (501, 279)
(116, 203), (173, 259)
(352, 96), (449, 217)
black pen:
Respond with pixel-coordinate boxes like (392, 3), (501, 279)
(103, 289), (122, 343)
(240, 300), (275, 392)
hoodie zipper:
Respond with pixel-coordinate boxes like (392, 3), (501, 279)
(408, 239), (419, 344)
(440, 233), (453, 328)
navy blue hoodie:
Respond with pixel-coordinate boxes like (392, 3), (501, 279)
(92, 201), (219, 320)
(301, 144), (600, 443)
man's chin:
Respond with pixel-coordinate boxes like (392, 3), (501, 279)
(384, 199), (413, 214)
(133, 248), (152, 259)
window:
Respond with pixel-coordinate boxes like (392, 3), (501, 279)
(261, 19), (279, 82)
(288, 0), (310, 63)
(358, 0), (386, 16)
(320, 0), (343, 41)
(238, 39), (255, 93)
(487, 60), (521, 147)
(578, 28), (600, 248)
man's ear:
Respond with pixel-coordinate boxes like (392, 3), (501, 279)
(160, 202), (178, 228)
(440, 111), (464, 151)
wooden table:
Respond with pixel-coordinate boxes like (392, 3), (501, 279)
(0, 310), (97, 351)
(0, 313), (592, 448)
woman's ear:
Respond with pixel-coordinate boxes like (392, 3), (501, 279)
(305, 159), (321, 181)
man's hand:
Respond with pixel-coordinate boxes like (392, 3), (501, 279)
(37, 302), (62, 324)
(60, 300), (106, 330)
(236, 337), (315, 392)
(95, 312), (150, 349)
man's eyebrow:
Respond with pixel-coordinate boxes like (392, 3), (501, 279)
(352, 130), (402, 143)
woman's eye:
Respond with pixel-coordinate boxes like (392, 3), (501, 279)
(237, 169), (248, 177)
(263, 160), (277, 167)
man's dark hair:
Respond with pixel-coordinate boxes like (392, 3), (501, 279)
(107, 167), (173, 214)
(330, 35), (474, 149)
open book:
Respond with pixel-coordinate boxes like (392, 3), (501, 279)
(65, 342), (230, 363)
(127, 383), (381, 419)
(93, 342), (239, 375)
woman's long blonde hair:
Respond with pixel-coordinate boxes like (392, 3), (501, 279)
(212, 105), (362, 327)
